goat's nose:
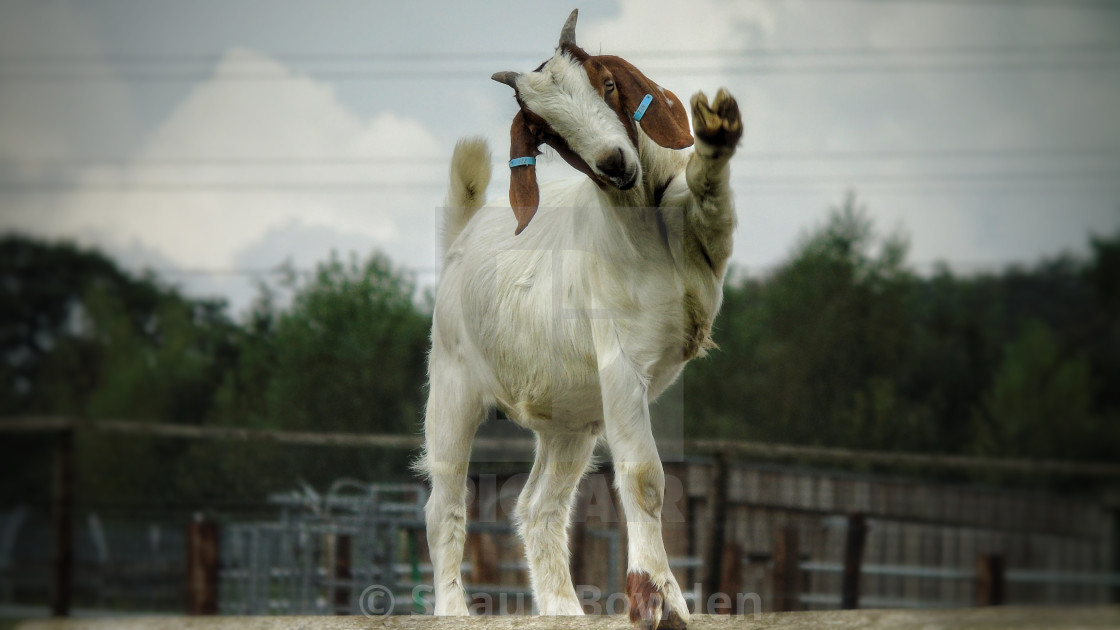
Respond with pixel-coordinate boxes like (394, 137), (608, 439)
(595, 147), (627, 179)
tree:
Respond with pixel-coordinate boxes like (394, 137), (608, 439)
(0, 236), (239, 505)
(203, 251), (431, 495)
(972, 319), (1099, 460)
(686, 194), (925, 450)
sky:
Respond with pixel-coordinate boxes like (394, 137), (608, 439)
(1, 0), (1118, 317)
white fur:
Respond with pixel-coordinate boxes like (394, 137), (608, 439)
(514, 52), (641, 187)
(418, 64), (738, 621)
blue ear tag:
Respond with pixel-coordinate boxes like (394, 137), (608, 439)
(633, 94), (654, 122)
(509, 157), (536, 168)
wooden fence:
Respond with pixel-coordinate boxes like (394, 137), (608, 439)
(680, 460), (1117, 610)
(2, 416), (1118, 616)
(454, 459), (1117, 613)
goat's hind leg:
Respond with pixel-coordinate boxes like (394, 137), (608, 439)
(417, 360), (485, 616)
(516, 428), (597, 615)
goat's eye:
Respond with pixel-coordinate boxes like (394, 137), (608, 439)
(604, 78), (615, 92)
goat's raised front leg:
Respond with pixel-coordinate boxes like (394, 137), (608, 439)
(690, 88), (742, 162)
(516, 428), (597, 615)
(684, 89), (742, 275)
(599, 356), (689, 630)
(419, 357), (485, 616)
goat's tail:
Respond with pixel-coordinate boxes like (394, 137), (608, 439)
(442, 136), (491, 254)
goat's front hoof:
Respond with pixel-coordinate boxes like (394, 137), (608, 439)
(627, 571), (688, 630)
(690, 89), (742, 154)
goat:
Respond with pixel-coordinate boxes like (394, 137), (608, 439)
(415, 9), (741, 629)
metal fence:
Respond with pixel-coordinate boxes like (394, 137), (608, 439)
(215, 480), (627, 616)
(219, 481), (427, 615)
(0, 505), (187, 616)
(2, 417), (1118, 617)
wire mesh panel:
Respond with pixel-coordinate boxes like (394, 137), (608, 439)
(218, 481), (428, 615)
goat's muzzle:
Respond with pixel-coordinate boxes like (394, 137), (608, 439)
(596, 147), (639, 190)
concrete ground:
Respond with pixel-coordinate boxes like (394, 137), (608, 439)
(14, 607), (1120, 629)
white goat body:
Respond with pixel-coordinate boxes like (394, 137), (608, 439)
(438, 138), (726, 426)
(418, 10), (741, 629)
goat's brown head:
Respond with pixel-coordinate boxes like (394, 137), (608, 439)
(492, 9), (693, 234)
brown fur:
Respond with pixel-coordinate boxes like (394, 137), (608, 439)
(508, 111), (541, 234)
(627, 571), (663, 626)
(496, 25), (694, 233)
(682, 289), (717, 360)
(627, 571), (688, 630)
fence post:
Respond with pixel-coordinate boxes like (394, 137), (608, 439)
(334, 534), (352, 613)
(840, 512), (868, 609)
(976, 554), (1005, 606)
(569, 508), (586, 599)
(772, 525), (801, 612)
(716, 541), (743, 614)
(703, 452), (730, 603)
(467, 480), (499, 613)
(186, 516), (219, 615)
(49, 427), (74, 617)
(1107, 494), (1120, 604)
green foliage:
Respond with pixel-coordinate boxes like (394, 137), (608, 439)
(973, 320), (1098, 460)
(686, 197), (1120, 465)
(215, 252), (428, 435)
(201, 252), (430, 499)
(0, 237), (429, 507)
(687, 194), (925, 451)
(3, 215), (1118, 507)
(0, 236), (237, 422)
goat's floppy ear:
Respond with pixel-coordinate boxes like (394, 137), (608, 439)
(598, 56), (693, 150)
(508, 110), (540, 235)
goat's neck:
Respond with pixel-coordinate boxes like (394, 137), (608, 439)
(603, 134), (688, 211)
(591, 135), (691, 263)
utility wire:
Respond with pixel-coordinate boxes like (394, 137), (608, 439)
(2, 169), (1116, 186)
(3, 43), (1116, 65)
(3, 58), (1118, 82)
(1, 172), (1116, 194)
(2, 44), (1118, 82)
(4, 147), (1118, 167)
(109, 257), (1098, 280)
(788, 0), (1120, 8)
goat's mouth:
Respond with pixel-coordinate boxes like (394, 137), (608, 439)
(613, 169), (639, 190)
(593, 169), (638, 191)
(592, 146), (640, 191)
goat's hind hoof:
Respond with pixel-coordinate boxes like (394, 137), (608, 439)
(690, 88), (742, 153)
(627, 571), (688, 630)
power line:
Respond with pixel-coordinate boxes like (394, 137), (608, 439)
(1, 173), (1116, 196)
(153, 266), (441, 277)
(4, 147), (1118, 167)
(2, 44), (1118, 83)
(735, 147), (1120, 161)
(4, 57), (1118, 82)
(3, 43), (1116, 65)
(793, 0), (1120, 7)
(2, 168), (1116, 187)
(0, 181), (445, 192)
(136, 256), (1108, 280)
(0, 156), (446, 167)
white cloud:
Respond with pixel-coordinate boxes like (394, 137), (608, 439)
(3, 47), (448, 312)
(708, 2), (1120, 272)
(582, 0), (775, 55)
(2, 1), (1117, 314)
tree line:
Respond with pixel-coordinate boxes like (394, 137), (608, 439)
(2, 196), (1117, 508)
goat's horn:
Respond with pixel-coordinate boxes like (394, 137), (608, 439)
(491, 71), (521, 89)
(559, 9), (578, 47)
